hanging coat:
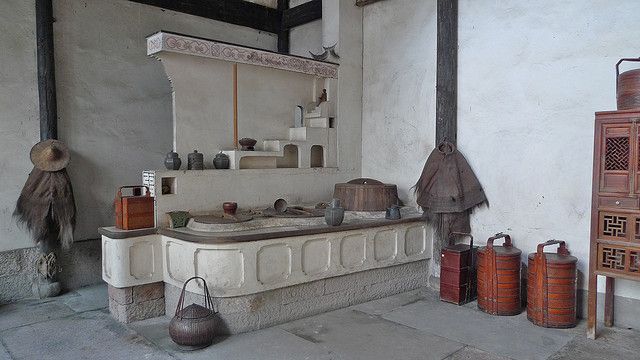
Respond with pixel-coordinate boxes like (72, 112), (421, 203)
(415, 141), (487, 247)
(415, 141), (486, 214)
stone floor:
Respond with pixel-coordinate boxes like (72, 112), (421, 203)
(0, 284), (638, 360)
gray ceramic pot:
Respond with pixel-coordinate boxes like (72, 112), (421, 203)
(165, 151), (182, 170)
(213, 151), (230, 169)
(188, 150), (204, 170)
(325, 198), (344, 226)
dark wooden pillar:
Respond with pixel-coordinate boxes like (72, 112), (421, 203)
(277, 0), (289, 53)
(36, 0), (58, 141)
(436, 0), (458, 145)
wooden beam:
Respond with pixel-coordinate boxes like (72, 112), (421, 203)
(436, 0), (458, 145)
(129, 0), (281, 34)
(277, 0), (289, 53)
(355, 0), (386, 6)
(282, 0), (321, 30)
(36, 0), (58, 141)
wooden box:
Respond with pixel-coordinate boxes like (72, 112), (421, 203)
(440, 244), (477, 305)
(115, 186), (155, 230)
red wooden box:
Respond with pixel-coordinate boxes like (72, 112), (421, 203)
(115, 186), (155, 230)
(440, 243), (477, 305)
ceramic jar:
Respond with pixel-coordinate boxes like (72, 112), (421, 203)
(213, 152), (230, 169)
(164, 151), (182, 170)
(223, 202), (238, 216)
(188, 150), (204, 170)
(385, 205), (401, 220)
(325, 198), (344, 226)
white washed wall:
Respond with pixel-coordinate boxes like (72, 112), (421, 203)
(362, 0), (640, 299)
(362, 0), (437, 207)
(0, 0), (277, 251)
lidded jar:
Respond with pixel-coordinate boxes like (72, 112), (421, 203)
(187, 150), (204, 170)
(213, 151), (230, 169)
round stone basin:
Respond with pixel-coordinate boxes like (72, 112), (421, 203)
(186, 210), (410, 233)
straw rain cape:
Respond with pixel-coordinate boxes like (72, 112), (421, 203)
(414, 141), (486, 254)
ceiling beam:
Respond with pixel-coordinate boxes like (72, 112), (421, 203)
(277, 0), (289, 53)
(129, 0), (281, 34)
(282, 0), (321, 30)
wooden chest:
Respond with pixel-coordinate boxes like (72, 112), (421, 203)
(477, 233), (522, 316)
(440, 238), (477, 305)
(527, 240), (577, 328)
(115, 186), (155, 230)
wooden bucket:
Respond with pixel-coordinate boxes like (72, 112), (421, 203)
(477, 233), (522, 316)
(333, 178), (398, 211)
(527, 240), (577, 328)
(617, 58), (640, 110)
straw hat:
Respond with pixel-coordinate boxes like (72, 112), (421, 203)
(30, 139), (70, 172)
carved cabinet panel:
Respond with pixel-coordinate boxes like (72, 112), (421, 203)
(592, 109), (640, 279)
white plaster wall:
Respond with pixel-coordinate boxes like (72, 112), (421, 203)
(361, 0), (640, 299)
(51, 0), (277, 243)
(362, 0), (437, 206)
(458, 0), (640, 298)
(290, 20), (322, 58)
(159, 54), (316, 156)
(0, 0), (39, 251)
(0, 0), (278, 251)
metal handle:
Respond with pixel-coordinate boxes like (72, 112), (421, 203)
(486, 232), (512, 250)
(449, 231), (473, 251)
(116, 185), (151, 198)
(536, 239), (569, 257)
(616, 58), (640, 88)
(175, 276), (217, 318)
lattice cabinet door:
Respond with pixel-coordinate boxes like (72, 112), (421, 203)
(597, 243), (640, 277)
(600, 123), (633, 194)
(598, 212), (632, 242)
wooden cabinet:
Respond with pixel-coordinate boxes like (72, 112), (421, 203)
(588, 109), (640, 339)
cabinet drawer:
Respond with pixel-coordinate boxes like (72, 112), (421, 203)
(598, 196), (639, 209)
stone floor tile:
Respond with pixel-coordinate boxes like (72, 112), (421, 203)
(445, 346), (512, 360)
(349, 288), (425, 316)
(0, 310), (173, 360)
(0, 342), (11, 360)
(280, 308), (464, 360)
(548, 325), (640, 360)
(143, 324), (333, 360)
(383, 298), (577, 360)
(0, 299), (74, 332)
(62, 284), (108, 313)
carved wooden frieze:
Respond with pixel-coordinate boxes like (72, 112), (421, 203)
(147, 31), (338, 78)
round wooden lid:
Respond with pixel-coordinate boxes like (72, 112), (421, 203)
(527, 252), (578, 264)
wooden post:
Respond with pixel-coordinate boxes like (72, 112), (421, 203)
(233, 63), (239, 150)
(36, 0), (58, 141)
(604, 277), (615, 327)
(277, 0), (290, 53)
(436, 0), (458, 146)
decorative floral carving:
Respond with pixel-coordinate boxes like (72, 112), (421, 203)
(147, 32), (338, 78)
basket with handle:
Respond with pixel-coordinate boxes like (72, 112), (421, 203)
(169, 276), (219, 348)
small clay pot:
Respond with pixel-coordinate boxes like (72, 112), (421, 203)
(223, 202), (238, 216)
(164, 151), (182, 170)
(213, 151), (230, 169)
(188, 150), (204, 170)
(385, 205), (401, 220)
(239, 138), (257, 151)
(274, 198), (288, 213)
(325, 198), (344, 226)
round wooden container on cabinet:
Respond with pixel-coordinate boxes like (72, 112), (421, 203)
(527, 240), (578, 328)
(477, 233), (522, 316)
